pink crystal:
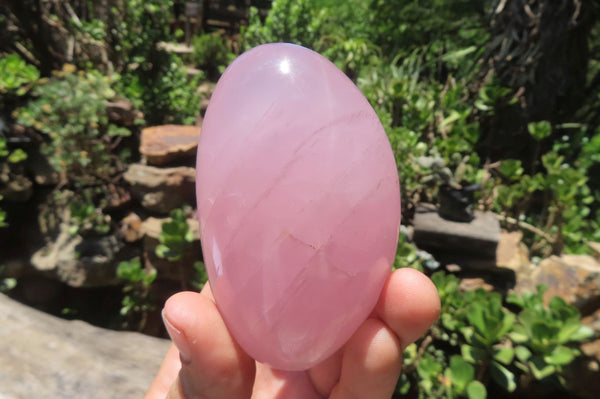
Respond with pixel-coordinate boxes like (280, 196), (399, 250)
(196, 43), (400, 370)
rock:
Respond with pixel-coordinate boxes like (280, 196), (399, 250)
(459, 277), (494, 292)
(589, 241), (600, 260)
(583, 308), (600, 337)
(156, 41), (193, 54)
(441, 232), (531, 293)
(106, 100), (142, 126)
(496, 231), (532, 273)
(141, 216), (200, 241)
(104, 183), (132, 210)
(123, 163), (196, 214)
(413, 203), (501, 259)
(30, 222), (125, 287)
(0, 174), (33, 202)
(0, 293), (170, 399)
(582, 339), (600, 363)
(141, 217), (202, 283)
(445, 264), (463, 273)
(119, 212), (144, 242)
(140, 125), (201, 166)
(513, 255), (600, 313)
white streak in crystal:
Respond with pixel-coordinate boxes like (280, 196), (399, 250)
(212, 236), (224, 277)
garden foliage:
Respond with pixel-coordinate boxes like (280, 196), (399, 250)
(403, 272), (594, 398)
(244, 0), (600, 257)
(242, 0), (599, 396)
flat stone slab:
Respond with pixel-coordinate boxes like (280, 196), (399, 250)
(123, 163), (196, 214)
(140, 125), (201, 166)
(0, 294), (170, 399)
(413, 203), (500, 258)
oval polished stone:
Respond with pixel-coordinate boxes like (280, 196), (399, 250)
(196, 43), (400, 370)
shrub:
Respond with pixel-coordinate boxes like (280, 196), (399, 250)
(0, 54), (39, 96)
(156, 207), (194, 262)
(190, 32), (235, 80)
(396, 272), (593, 398)
(117, 257), (157, 331)
(118, 54), (203, 125)
(15, 65), (129, 184)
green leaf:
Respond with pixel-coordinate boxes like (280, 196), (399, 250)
(498, 312), (516, 340)
(449, 355), (474, 392)
(466, 304), (488, 338)
(417, 352), (443, 381)
(515, 345), (532, 362)
(8, 149), (27, 163)
(528, 121), (552, 141)
(462, 344), (486, 364)
(466, 380), (487, 399)
(156, 244), (175, 260)
(544, 346), (577, 366)
(474, 97), (492, 111)
(531, 321), (559, 343)
(107, 125), (132, 137)
(117, 257), (143, 282)
(0, 139), (8, 157)
(143, 268), (158, 287)
(494, 347), (514, 365)
(185, 228), (195, 243)
(402, 343), (418, 365)
(497, 159), (523, 181)
(441, 46), (477, 66)
(0, 277), (17, 292)
(95, 223), (111, 234)
(490, 361), (516, 392)
(529, 356), (556, 380)
(568, 325), (594, 341)
(396, 373), (411, 395)
(557, 320), (586, 343)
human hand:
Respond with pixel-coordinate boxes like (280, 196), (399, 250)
(145, 268), (440, 399)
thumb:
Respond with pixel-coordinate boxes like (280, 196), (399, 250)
(162, 291), (255, 399)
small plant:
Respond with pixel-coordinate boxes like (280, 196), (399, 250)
(68, 189), (111, 236)
(0, 204), (5, 228)
(445, 356), (487, 399)
(0, 265), (16, 293)
(116, 257), (157, 331)
(15, 65), (130, 184)
(1, 137), (30, 228)
(400, 271), (593, 398)
(156, 207), (194, 261)
(460, 291), (517, 393)
(118, 53), (202, 125)
(190, 32), (234, 79)
(507, 286), (593, 383)
(242, 0), (327, 50)
(493, 122), (598, 255)
(0, 136), (28, 165)
(0, 54), (39, 96)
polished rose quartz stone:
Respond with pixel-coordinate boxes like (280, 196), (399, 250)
(196, 43), (400, 370)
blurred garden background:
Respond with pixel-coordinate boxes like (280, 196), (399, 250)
(1, 0), (600, 398)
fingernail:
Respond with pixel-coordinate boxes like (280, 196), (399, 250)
(162, 308), (192, 364)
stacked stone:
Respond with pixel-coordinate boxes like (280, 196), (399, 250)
(122, 124), (204, 288)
